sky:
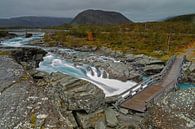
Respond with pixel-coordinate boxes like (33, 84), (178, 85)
(0, 0), (195, 22)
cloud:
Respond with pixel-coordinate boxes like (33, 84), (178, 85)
(0, 0), (195, 22)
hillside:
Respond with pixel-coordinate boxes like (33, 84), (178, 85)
(71, 9), (132, 25)
(165, 14), (195, 22)
(0, 16), (72, 28)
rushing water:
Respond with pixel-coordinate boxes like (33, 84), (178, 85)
(1, 32), (137, 97)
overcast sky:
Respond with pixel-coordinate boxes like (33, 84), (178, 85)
(0, 0), (195, 22)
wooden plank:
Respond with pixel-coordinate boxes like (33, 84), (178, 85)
(120, 85), (162, 112)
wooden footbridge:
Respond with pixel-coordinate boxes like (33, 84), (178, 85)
(115, 55), (185, 112)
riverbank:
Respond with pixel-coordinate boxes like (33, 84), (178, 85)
(0, 31), (16, 41)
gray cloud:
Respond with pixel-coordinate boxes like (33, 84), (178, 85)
(0, 0), (195, 22)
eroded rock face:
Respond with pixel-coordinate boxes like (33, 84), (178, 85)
(11, 47), (47, 69)
(143, 88), (195, 129)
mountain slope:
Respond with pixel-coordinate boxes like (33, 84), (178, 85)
(0, 16), (72, 28)
(71, 9), (132, 25)
(165, 14), (195, 22)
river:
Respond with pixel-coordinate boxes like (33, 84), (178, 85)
(1, 32), (138, 97)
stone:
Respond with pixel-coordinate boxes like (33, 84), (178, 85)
(119, 108), (129, 115)
(0, 57), (69, 129)
(95, 121), (106, 129)
(144, 64), (164, 75)
(44, 72), (106, 113)
(75, 110), (105, 129)
(125, 54), (135, 62)
(105, 108), (118, 127)
(143, 88), (195, 129)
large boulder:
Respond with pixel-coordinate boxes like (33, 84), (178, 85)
(75, 110), (105, 128)
(144, 64), (164, 75)
(11, 47), (47, 69)
(33, 71), (105, 113)
(105, 108), (118, 127)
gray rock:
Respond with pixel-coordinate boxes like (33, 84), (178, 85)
(189, 63), (195, 72)
(144, 64), (164, 75)
(105, 108), (118, 127)
(75, 110), (105, 129)
(119, 108), (129, 115)
(125, 54), (135, 62)
(42, 72), (105, 113)
(95, 121), (106, 129)
(187, 63), (195, 83)
(144, 88), (195, 129)
(106, 62), (132, 81)
(0, 57), (70, 129)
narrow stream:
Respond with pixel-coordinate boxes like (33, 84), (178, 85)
(1, 32), (137, 97)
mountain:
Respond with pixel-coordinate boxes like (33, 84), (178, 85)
(0, 16), (73, 28)
(71, 9), (132, 25)
(165, 14), (195, 22)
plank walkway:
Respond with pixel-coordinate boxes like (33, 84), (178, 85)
(120, 56), (184, 112)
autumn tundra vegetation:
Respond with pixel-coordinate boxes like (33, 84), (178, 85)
(44, 21), (195, 60)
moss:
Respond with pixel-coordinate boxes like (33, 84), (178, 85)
(30, 113), (36, 128)
(0, 51), (11, 56)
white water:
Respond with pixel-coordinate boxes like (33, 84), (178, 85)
(1, 33), (137, 97)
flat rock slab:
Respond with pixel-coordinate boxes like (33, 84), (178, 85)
(105, 108), (118, 127)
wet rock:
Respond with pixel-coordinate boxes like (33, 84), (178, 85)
(105, 108), (118, 127)
(75, 110), (105, 128)
(11, 47), (47, 69)
(25, 33), (33, 38)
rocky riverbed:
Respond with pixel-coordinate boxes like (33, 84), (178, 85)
(0, 48), (144, 129)
(0, 34), (194, 129)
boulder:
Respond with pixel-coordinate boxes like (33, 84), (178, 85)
(187, 73), (195, 83)
(95, 121), (106, 129)
(125, 54), (135, 62)
(144, 64), (164, 75)
(37, 72), (105, 113)
(105, 108), (118, 127)
(105, 62), (140, 81)
(25, 33), (33, 38)
(75, 110), (105, 128)
(11, 47), (47, 69)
